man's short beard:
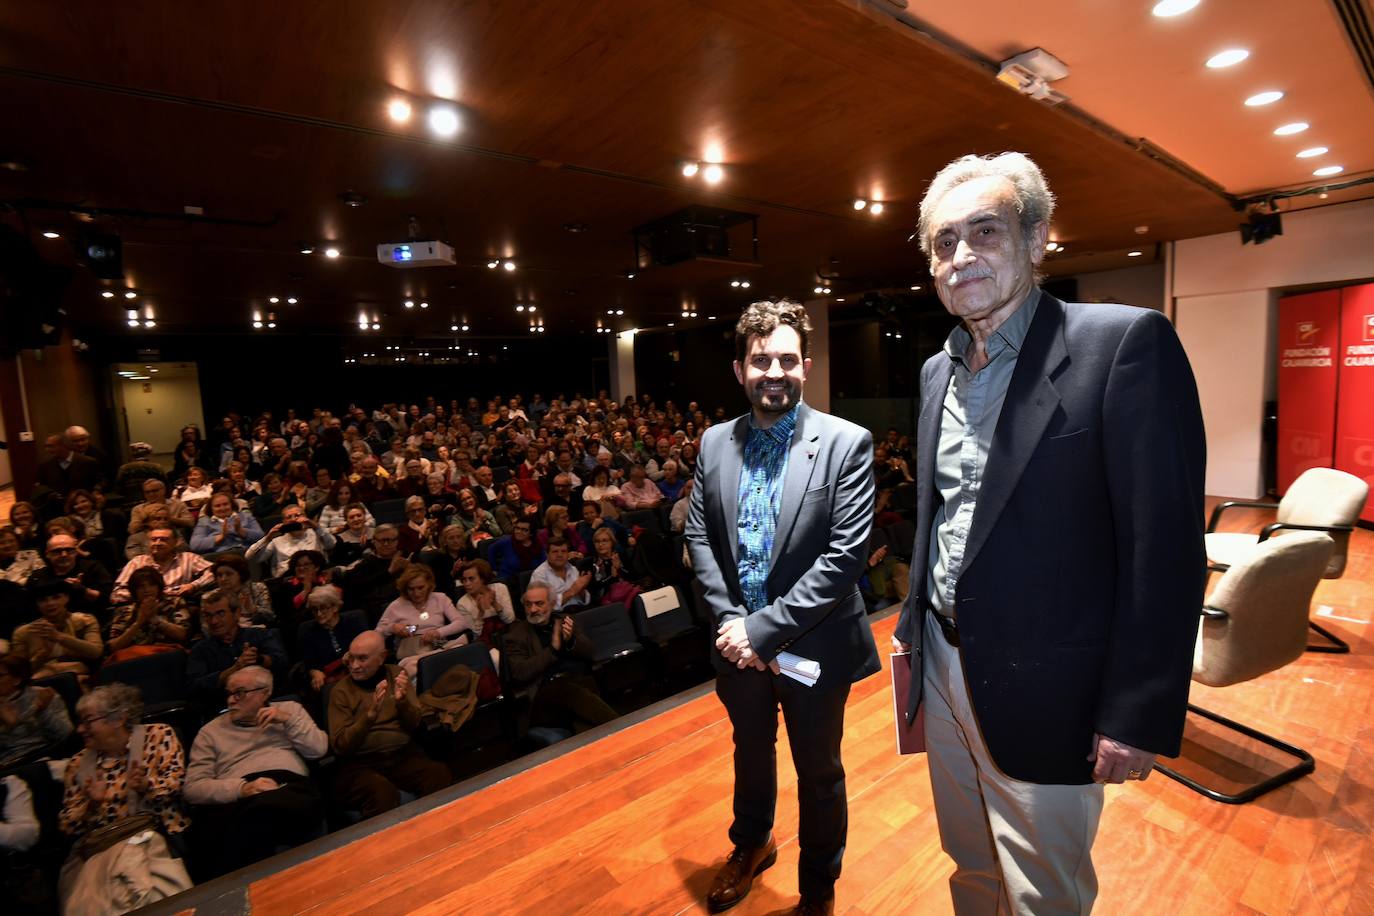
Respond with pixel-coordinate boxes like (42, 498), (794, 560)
(749, 381), (800, 414)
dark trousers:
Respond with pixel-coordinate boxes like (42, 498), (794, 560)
(532, 674), (619, 733)
(333, 743), (452, 819)
(716, 665), (852, 900)
(191, 770), (323, 879)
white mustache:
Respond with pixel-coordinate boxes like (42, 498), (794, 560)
(948, 268), (991, 286)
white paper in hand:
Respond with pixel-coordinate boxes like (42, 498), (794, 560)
(774, 650), (821, 687)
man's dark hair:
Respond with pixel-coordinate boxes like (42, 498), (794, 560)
(547, 535), (569, 550)
(734, 299), (811, 364)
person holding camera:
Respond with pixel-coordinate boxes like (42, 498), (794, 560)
(244, 504), (336, 578)
(529, 537), (592, 611)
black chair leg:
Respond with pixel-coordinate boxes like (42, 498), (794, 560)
(1305, 619), (1351, 654)
(1156, 703), (1314, 805)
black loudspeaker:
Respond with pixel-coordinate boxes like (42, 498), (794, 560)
(0, 225), (72, 354)
(77, 229), (124, 279)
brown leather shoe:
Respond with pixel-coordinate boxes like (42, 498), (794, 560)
(706, 837), (778, 912)
(792, 895), (835, 915)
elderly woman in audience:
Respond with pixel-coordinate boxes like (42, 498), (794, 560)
(318, 481), (371, 533)
(296, 585), (366, 695)
(191, 491), (265, 555)
(106, 567), (191, 658)
(452, 487), (501, 540)
(616, 464), (663, 511)
(417, 523), (470, 596)
(211, 554), (274, 627)
(172, 465), (215, 514)
(581, 465), (621, 516)
(399, 495), (439, 555)
(375, 563), (479, 676)
(65, 489), (126, 549)
(538, 505), (586, 556)
(11, 580), (103, 680)
(455, 559), (515, 647)
(304, 466), (334, 516)
(422, 472), (458, 519)
(59, 684), (189, 855)
(8, 502), (43, 551)
(656, 459), (687, 503)
(588, 525), (637, 606)
(493, 480), (539, 535)
(0, 654), (75, 768)
(0, 525), (45, 586)
(330, 503), (374, 567)
(225, 459), (260, 500)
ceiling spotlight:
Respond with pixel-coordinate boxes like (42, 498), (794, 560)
(1152, 0), (1200, 16)
(1127, 250), (1143, 257)
(516, 304), (526, 312)
(702, 163), (724, 184)
(268, 296), (280, 304)
(910, 285), (922, 291)
(101, 290), (115, 299)
(461, 324), (470, 331)
(1206, 49), (1249, 69)
(502, 260), (516, 272)
(127, 319), (140, 328)
(388, 98), (413, 123)
(623, 270), (637, 279)
(853, 199), (868, 211)
(528, 305), (536, 313)
(741, 280), (751, 289)
(486, 259), (499, 269)
(869, 202), (885, 215)
(1045, 242), (1059, 252)
(339, 190), (367, 208)
(324, 247), (341, 259)
(1245, 90), (1284, 107)
(1296, 147), (1328, 159)
(143, 319), (156, 328)
(286, 297), (297, 304)
(1273, 122), (1309, 136)
(813, 286), (824, 294)
(835, 297), (846, 302)
(1135, 225), (1150, 234)
(822, 287), (832, 295)
(1313, 165), (1344, 177)
(253, 320), (263, 329)
(450, 323), (459, 331)
(124, 290), (138, 300)
(730, 280), (740, 287)
(126, 309), (137, 320)
(371, 322), (380, 330)
(615, 309), (624, 315)
(299, 244), (315, 255)
(42, 230), (60, 239)
(668, 322), (676, 327)
(404, 299), (415, 308)
(680, 160), (700, 178)
(428, 105), (460, 137)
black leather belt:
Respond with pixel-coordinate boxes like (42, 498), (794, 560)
(926, 602), (959, 648)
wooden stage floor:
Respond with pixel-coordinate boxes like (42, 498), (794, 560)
(150, 504), (1374, 915)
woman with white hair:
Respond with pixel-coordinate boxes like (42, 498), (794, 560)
(296, 585), (366, 695)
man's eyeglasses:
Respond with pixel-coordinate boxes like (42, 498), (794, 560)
(79, 711), (120, 727)
(227, 686), (270, 701)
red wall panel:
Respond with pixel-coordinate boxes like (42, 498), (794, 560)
(1277, 291), (1341, 493)
(1335, 282), (1374, 523)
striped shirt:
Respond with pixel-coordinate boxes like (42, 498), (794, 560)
(736, 404), (798, 613)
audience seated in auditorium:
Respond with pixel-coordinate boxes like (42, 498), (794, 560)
(504, 585), (617, 734)
(211, 555), (274, 627)
(580, 466), (619, 514)
(190, 491), (265, 555)
(375, 564), (479, 677)
(115, 441), (168, 502)
(187, 590), (287, 710)
(64, 489), (127, 555)
(492, 480), (538, 535)
(106, 567), (191, 661)
(398, 496), (438, 556)
(341, 525), (407, 624)
(576, 501), (629, 551)
(417, 524), (469, 597)
(318, 481), (372, 534)
(294, 585), (365, 698)
(184, 664), (327, 878)
(276, 550), (328, 625)
(244, 504), (336, 578)
(530, 537), (592, 611)
(112, 525), (214, 604)
(488, 519), (545, 581)
(0, 525), (45, 586)
(128, 478), (195, 535)
(644, 438), (675, 482)
(27, 533), (113, 618)
(350, 457), (393, 505)
(58, 684), (190, 903)
(9, 502), (45, 551)
(171, 465), (214, 514)
(12, 580), (104, 681)
(451, 488), (501, 540)
(0, 654), (75, 768)
(34, 432), (105, 513)
(327, 631), (452, 819)
(537, 505), (587, 555)
(616, 464), (663, 511)
(656, 460), (686, 503)
(455, 559), (515, 648)
(587, 526), (638, 607)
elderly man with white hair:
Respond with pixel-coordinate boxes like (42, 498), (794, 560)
(892, 152), (1205, 915)
(184, 664), (327, 877)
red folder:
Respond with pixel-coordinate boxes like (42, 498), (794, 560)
(891, 652), (926, 755)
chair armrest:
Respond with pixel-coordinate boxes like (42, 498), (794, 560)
(1200, 605), (1229, 620)
(1206, 500), (1280, 533)
(1256, 522), (1353, 543)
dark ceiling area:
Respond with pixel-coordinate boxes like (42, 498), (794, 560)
(0, 0), (1250, 349)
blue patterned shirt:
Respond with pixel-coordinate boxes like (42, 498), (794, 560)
(736, 404), (799, 613)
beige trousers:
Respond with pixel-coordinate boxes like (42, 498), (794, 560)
(922, 611), (1104, 915)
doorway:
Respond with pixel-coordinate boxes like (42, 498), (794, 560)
(109, 362), (206, 471)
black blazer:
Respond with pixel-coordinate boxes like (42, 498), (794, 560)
(895, 294), (1206, 784)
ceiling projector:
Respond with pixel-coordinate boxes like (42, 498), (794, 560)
(376, 240), (455, 268)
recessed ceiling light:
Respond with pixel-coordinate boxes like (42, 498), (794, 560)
(835, 297), (846, 302)
(740, 280), (751, 289)
(269, 296), (280, 304)
(1296, 146), (1328, 158)
(1152, 0), (1200, 16)
(516, 304), (525, 312)
(910, 285), (921, 291)
(1245, 90), (1284, 107)
(127, 319), (140, 327)
(462, 324), (470, 331)
(1313, 165), (1344, 177)
(450, 324), (459, 331)
(502, 260), (516, 272)
(419, 301), (428, 309)
(143, 319), (156, 328)
(299, 244), (315, 255)
(869, 202), (885, 215)
(1127, 250), (1143, 257)
(371, 322), (381, 330)
(42, 230), (60, 239)
(730, 280), (740, 287)
(286, 297), (297, 304)
(324, 247), (341, 259)
(428, 105), (460, 137)
(388, 98), (412, 123)
(702, 163), (724, 184)
(404, 299), (415, 308)
(1045, 242), (1059, 252)
(1273, 122), (1309, 136)
(681, 161), (699, 178)
(124, 291), (138, 299)
(853, 199), (868, 211)
(126, 309), (138, 320)
(101, 291), (115, 299)
(253, 320), (263, 329)
(1206, 49), (1249, 69)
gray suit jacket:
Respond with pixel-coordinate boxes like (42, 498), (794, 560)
(686, 402), (881, 690)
